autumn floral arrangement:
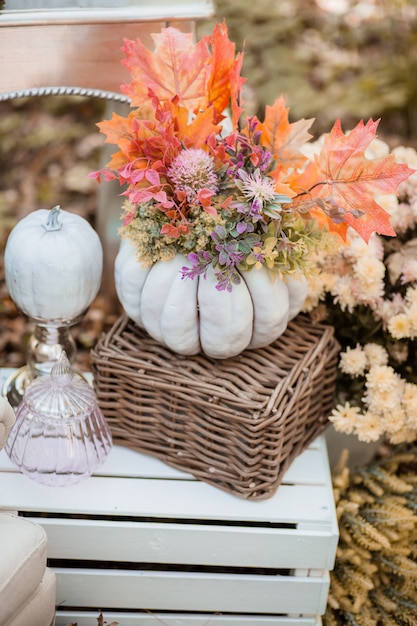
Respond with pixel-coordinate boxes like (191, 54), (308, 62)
(90, 22), (413, 295)
(305, 138), (417, 445)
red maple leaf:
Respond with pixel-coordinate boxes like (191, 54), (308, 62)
(292, 119), (416, 242)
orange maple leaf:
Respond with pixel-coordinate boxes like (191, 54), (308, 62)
(205, 22), (245, 125)
(257, 97), (314, 173)
(229, 52), (245, 129)
(96, 111), (141, 173)
(292, 119), (415, 242)
(173, 104), (221, 150)
(120, 23), (241, 118)
(121, 28), (210, 109)
(97, 111), (138, 151)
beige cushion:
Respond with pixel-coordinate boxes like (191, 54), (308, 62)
(0, 513), (55, 625)
(9, 566), (56, 626)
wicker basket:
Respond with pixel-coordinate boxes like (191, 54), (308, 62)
(91, 314), (340, 500)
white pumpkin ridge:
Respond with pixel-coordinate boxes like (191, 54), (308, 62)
(114, 239), (308, 359)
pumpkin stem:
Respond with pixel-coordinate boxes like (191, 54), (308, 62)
(44, 205), (62, 232)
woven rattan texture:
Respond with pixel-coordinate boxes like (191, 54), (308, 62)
(91, 314), (340, 500)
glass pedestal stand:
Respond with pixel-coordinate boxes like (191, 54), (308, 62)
(3, 315), (82, 409)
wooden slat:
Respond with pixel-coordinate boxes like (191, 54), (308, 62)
(0, 440), (329, 484)
(38, 517), (336, 569)
(94, 443), (329, 485)
(54, 611), (322, 626)
(54, 568), (330, 615)
(0, 441), (194, 480)
(0, 465), (335, 527)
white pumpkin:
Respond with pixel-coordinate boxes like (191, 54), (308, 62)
(114, 239), (308, 359)
(4, 206), (103, 321)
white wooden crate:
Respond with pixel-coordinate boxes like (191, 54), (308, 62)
(0, 369), (338, 626)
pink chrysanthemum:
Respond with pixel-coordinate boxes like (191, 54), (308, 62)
(167, 149), (219, 203)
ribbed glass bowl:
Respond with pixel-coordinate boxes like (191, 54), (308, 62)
(5, 352), (112, 486)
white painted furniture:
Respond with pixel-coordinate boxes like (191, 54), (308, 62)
(0, 369), (338, 626)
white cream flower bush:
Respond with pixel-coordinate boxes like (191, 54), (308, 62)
(305, 139), (417, 444)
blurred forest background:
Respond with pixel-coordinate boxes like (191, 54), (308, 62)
(1, 0), (417, 369)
